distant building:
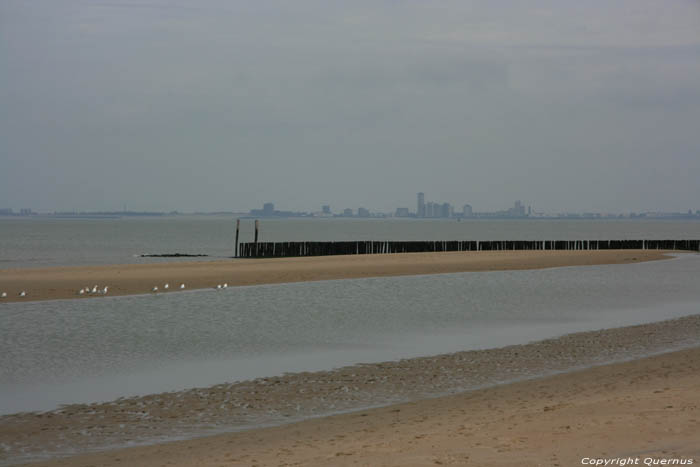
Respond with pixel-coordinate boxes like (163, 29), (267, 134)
(507, 201), (526, 217)
(19, 208), (33, 216)
(441, 203), (452, 218)
(0, 208), (13, 215)
(342, 208), (353, 217)
(249, 202), (308, 217)
(423, 201), (452, 218)
(395, 207), (410, 217)
(322, 205), (331, 215)
(357, 207), (370, 218)
(463, 204), (472, 217)
(417, 192), (425, 218)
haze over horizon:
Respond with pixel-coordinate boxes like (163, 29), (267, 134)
(1, 0), (699, 214)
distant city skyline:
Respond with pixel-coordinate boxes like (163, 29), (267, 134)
(4, 192), (699, 220)
(3, 193), (700, 218)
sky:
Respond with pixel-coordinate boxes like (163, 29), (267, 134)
(1, 0), (699, 214)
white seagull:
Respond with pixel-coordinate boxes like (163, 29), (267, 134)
(222, 283), (228, 289)
(79, 289), (85, 295)
(180, 283), (185, 289)
(19, 291), (26, 297)
(216, 284), (222, 290)
(91, 285), (98, 294)
(1, 292), (7, 298)
(101, 286), (109, 295)
(164, 283), (169, 290)
(152, 286), (159, 293)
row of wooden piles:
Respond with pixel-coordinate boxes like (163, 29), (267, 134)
(237, 239), (700, 258)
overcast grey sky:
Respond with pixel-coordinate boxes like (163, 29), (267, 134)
(1, 0), (699, 213)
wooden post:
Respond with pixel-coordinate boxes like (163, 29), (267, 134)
(234, 218), (240, 257)
(227, 238), (699, 258)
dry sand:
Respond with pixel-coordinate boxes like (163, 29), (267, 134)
(5, 314), (700, 467)
(0, 250), (670, 303)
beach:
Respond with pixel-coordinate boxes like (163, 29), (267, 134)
(0, 250), (670, 302)
(7, 315), (700, 466)
(2, 249), (698, 466)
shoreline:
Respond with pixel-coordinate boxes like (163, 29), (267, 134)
(39, 345), (698, 467)
(0, 250), (672, 303)
(4, 313), (700, 466)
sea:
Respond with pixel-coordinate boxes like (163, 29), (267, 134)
(1, 216), (700, 415)
(2, 216), (700, 269)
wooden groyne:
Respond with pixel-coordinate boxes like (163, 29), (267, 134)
(237, 239), (700, 258)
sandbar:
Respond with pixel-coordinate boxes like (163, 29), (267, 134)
(0, 250), (671, 303)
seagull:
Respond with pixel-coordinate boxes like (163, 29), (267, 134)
(79, 289), (85, 295)
(152, 286), (159, 293)
(164, 283), (169, 290)
(179, 283), (185, 289)
(1, 292), (7, 298)
(222, 283), (228, 289)
(101, 286), (109, 295)
(91, 285), (98, 294)
(19, 291), (26, 297)
(216, 284), (222, 290)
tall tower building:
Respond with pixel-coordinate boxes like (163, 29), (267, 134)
(263, 203), (275, 216)
(417, 192), (425, 217)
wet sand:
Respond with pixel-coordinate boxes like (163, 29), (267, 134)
(5, 314), (700, 466)
(0, 250), (670, 303)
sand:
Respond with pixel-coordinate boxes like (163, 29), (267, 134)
(0, 250), (671, 303)
(5, 314), (700, 466)
(26, 346), (699, 467)
(1, 250), (695, 466)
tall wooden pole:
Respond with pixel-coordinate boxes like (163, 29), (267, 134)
(234, 218), (240, 257)
(254, 219), (259, 244)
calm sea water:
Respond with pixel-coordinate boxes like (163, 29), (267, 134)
(1, 254), (699, 414)
(2, 216), (700, 269)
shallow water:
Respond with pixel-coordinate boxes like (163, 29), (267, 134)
(1, 254), (699, 414)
